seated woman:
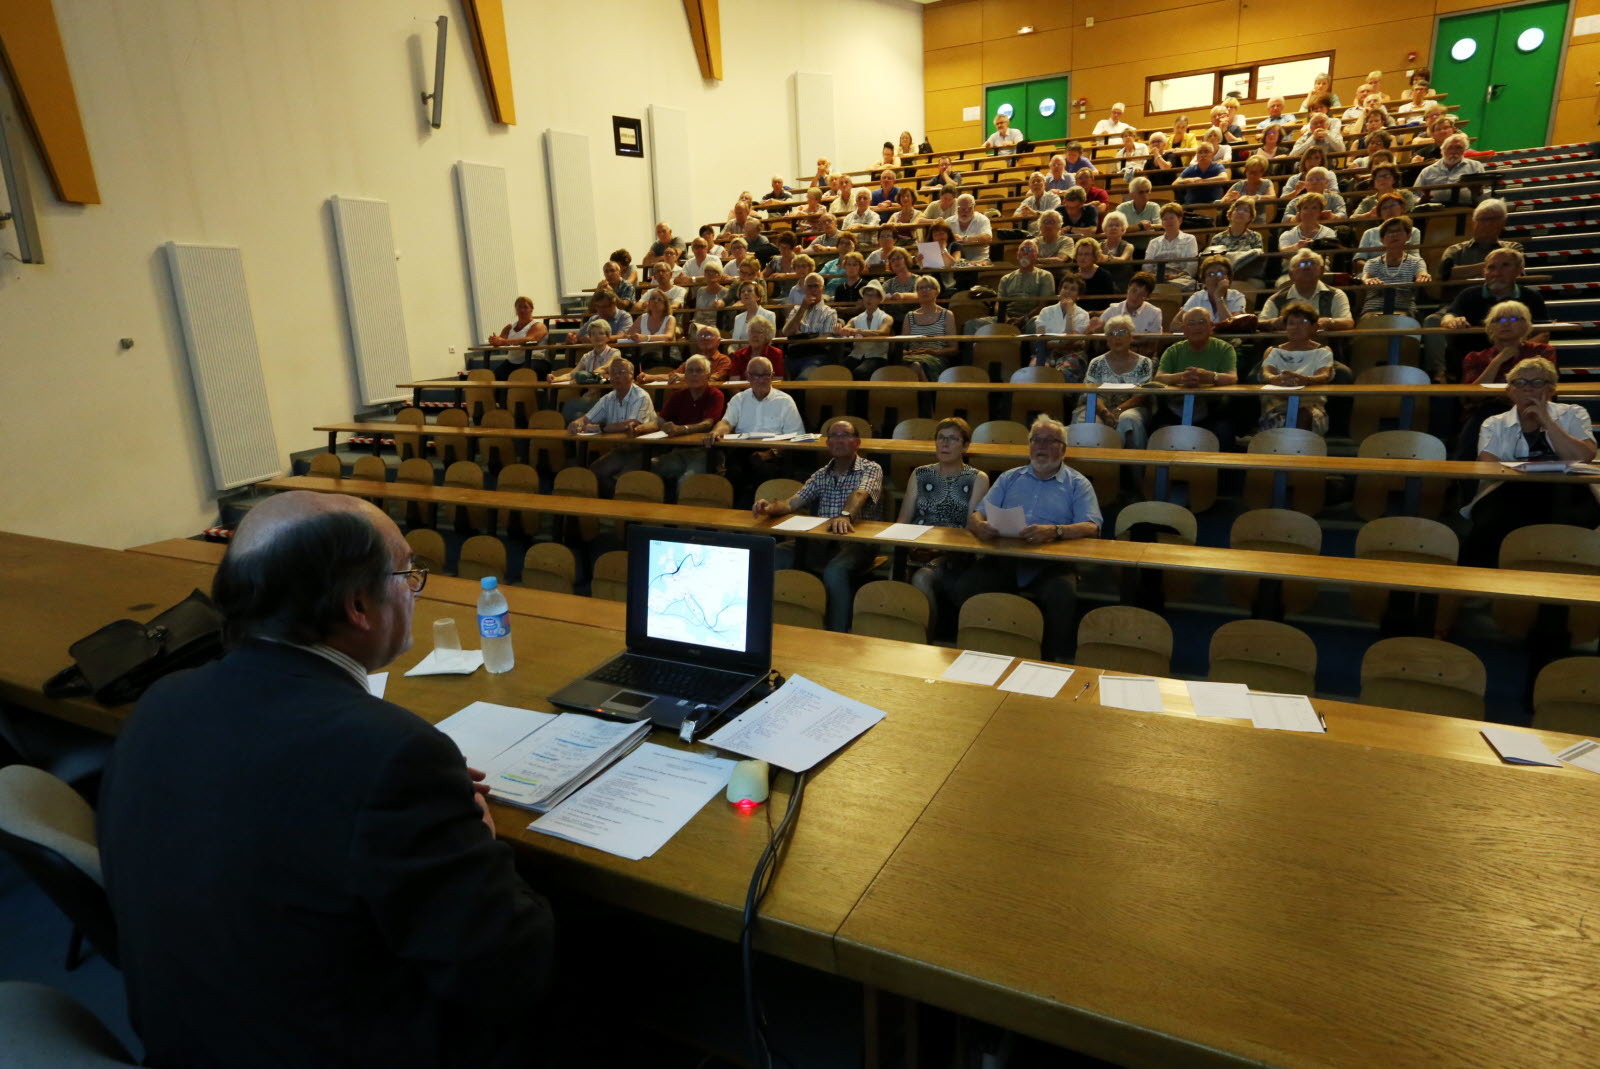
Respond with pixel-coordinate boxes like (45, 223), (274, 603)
(1032, 274), (1091, 378)
(1208, 197), (1265, 280)
(825, 251), (869, 303)
(1259, 124), (1292, 176)
(783, 254), (817, 304)
(1285, 167), (1347, 221)
(1276, 192), (1337, 277)
(1349, 131), (1393, 171)
(901, 274), (957, 380)
(1202, 125), (1232, 166)
(879, 246), (921, 302)
(1138, 132), (1183, 189)
(728, 317), (786, 379)
(1071, 237), (1118, 306)
(1353, 192), (1419, 270)
(1059, 186), (1100, 236)
(788, 186), (830, 231)
(1169, 114), (1199, 151)
(880, 141), (900, 170)
(1099, 212), (1135, 267)
(1145, 202), (1199, 289)
(1462, 357), (1600, 567)
(553, 321), (621, 421)
(691, 265), (730, 328)
(730, 280), (775, 343)
(1455, 299), (1558, 458)
(897, 417), (990, 628)
(487, 295), (550, 380)
(644, 261), (687, 314)
(624, 288), (682, 368)
(1353, 165), (1417, 216)
(1281, 147), (1339, 197)
(1073, 314), (1154, 448)
(886, 188), (920, 244)
(837, 282), (894, 380)
(1116, 126), (1150, 180)
(918, 221), (961, 292)
(1180, 255), (1248, 329)
(1360, 216), (1430, 317)
(1258, 301), (1335, 435)
(1299, 72), (1341, 113)
(765, 232), (802, 280)
(1173, 142), (1226, 205)
(897, 130), (917, 162)
(1224, 154), (1277, 208)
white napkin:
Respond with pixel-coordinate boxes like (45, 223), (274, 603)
(405, 649), (485, 677)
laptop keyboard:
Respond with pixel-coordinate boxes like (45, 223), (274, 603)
(592, 655), (750, 704)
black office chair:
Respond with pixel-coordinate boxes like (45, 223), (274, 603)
(0, 765), (118, 970)
(0, 982), (136, 1067)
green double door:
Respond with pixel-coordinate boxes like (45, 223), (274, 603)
(1432, 0), (1568, 150)
(985, 76), (1069, 145)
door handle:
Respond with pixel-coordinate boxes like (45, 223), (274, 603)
(1486, 83), (1508, 103)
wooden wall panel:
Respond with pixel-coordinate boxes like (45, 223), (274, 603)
(925, 45), (983, 92)
(0, 0), (99, 203)
(460, 0), (516, 123)
(1077, 0), (1201, 23)
(1550, 99), (1597, 145)
(1559, 39), (1600, 100)
(981, 27), (1072, 83)
(982, 0), (1074, 38)
(1071, 2), (1239, 69)
(1433, 0), (1522, 15)
(1065, 48), (1236, 134)
(926, 0), (981, 50)
(926, 86), (984, 130)
(928, 123), (984, 152)
(1237, 21), (1436, 83)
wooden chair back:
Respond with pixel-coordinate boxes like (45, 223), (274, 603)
(1115, 500), (1197, 600)
(773, 569), (827, 630)
(463, 368), (498, 423)
(1354, 428), (1448, 520)
(351, 455), (387, 483)
(552, 466), (600, 541)
(1494, 524), (1600, 644)
(956, 593), (1044, 661)
(307, 453), (342, 478)
(520, 543), (577, 595)
(972, 420), (1029, 444)
(1209, 619), (1318, 696)
(477, 410), (517, 472)
(887, 419), (939, 503)
(1350, 516), (1460, 625)
(1225, 508), (1322, 614)
(528, 411), (569, 474)
(850, 581), (930, 645)
(443, 460), (487, 533)
(1076, 605), (1173, 677)
(678, 473), (735, 510)
(972, 326), (1023, 382)
(1009, 365), (1067, 424)
(395, 456), (437, 528)
(1243, 428), (1327, 516)
(1350, 366), (1431, 442)
(394, 406), (425, 461)
(494, 463), (542, 539)
(1348, 314), (1422, 376)
(934, 365), (991, 424)
(456, 534), (507, 581)
(434, 408), (472, 466)
(403, 528), (446, 574)
(947, 292), (989, 329)
(755, 478), (804, 504)
(801, 364), (852, 427)
(1067, 421), (1121, 506)
(1532, 657), (1600, 736)
(591, 550), (629, 600)
(864, 366), (918, 436)
(614, 470), (665, 504)
(1360, 637), (1485, 720)
(1143, 424), (1220, 512)
(506, 368), (542, 425)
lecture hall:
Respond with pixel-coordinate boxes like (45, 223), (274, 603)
(3, 0), (1600, 1065)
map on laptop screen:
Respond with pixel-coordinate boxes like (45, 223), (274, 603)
(645, 538), (751, 653)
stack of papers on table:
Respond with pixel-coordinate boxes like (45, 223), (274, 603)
(940, 651), (1075, 697)
(705, 674), (885, 772)
(434, 702), (650, 812)
(1501, 460), (1600, 475)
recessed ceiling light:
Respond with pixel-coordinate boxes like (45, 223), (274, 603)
(1017, 25), (1034, 34)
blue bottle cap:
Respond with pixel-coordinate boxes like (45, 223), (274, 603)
(480, 577), (498, 590)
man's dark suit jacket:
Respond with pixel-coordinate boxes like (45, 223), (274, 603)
(99, 641), (554, 1068)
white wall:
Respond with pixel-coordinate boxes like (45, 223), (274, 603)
(0, 0), (923, 547)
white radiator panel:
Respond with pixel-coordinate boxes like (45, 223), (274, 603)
(454, 161), (519, 344)
(542, 130), (599, 299)
(328, 196), (411, 406)
(648, 105), (692, 237)
(791, 71), (836, 181)
(161, 242), (282, 491)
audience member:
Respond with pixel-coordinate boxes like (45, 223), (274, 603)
(1153, 307), (1239, 449)
(985, 112), (1024, 154)
(897, 417), (990, 628)
(1260, 250), (1354, 332)
(1359, 216), (1430, 316)
(729, 318), (786, 379)
(570, 359), (658, 493)
(838, 282), (894, 379)
(1146, 203), (1199, 288)
(1074, 315), (1154, 447)
(488, 296), (550, 380)
(901, 274), (957, 379)
(731, 281), (775, 342)
(707, 356), (804, 496)
(1259, 302), (1335, 434)
(1033, 274), (1090, 377)
(1091, 103), (1136, 141)
(650, 354), (728, 485)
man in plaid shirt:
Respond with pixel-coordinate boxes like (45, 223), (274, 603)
(753, 419), (883, 631)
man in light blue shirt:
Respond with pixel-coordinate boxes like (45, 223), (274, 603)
(569, 359), (658, 493)
(960, 415), (1101, 661)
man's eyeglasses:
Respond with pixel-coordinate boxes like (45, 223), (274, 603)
(393, 567), (429, 593)
(1492, 316), (1526, 324)
(1029, 436), (1066, 447)
(1508, 378), (1553, 389)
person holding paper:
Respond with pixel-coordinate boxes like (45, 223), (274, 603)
(754, 420), (885, 631)
(706, 356), (805, 502)
(1461, 357), (1600, 566)
(961, 415), (1102, 661)
(99, 491), (554, 1069)
(899, 417), (989, 629)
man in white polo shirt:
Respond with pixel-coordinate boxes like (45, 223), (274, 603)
(706, 355), (805, 503)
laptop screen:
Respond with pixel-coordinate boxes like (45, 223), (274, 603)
(644, 537), (750, 653)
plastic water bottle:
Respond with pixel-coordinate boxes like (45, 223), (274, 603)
(477, 577), (515, 674)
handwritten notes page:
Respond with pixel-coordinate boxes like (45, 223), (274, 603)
(705, 674), (886, 772)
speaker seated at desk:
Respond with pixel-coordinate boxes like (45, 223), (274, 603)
(549, 525), (774, 735)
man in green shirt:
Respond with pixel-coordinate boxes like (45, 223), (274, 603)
(995, 239), (1058, 327)
(1153, 306), (1239, 449)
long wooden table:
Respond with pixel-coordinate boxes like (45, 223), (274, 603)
(259, 475), (1600, 609)
(12, 530), (1600, 1065)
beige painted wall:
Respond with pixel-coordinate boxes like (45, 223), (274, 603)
(924, 0), (1598, 151)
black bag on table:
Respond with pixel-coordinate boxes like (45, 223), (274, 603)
(43, 590), (224, 706)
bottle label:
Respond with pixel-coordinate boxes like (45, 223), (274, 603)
(478, 612), (510, 639)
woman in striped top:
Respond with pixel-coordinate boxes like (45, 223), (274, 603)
(902, 275), (956, 380)
(1360, 216), (1431, 317)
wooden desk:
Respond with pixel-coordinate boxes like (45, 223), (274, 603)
(835, 696), (1600, 1065)
(260, 476), (1600, 609)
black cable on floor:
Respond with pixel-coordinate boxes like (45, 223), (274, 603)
(740, 769), (806, 1069)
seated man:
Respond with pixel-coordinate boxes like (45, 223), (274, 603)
(994, 239), (1057, 329)
(1435, 246), (1547, 382)
(1091, 104), (1135, 142)
(642, 325), (729, 384)
(960, 415), (1102, 662)
(568, 358), (659, 493)
(579, 287), (634, 341)
(706, 355), (805, 501)
(924, 155), (963, 189)
(99, 491), (554, 1069)
(1417, 134), (1487, 202)
(1152, 306), (1239, 450)
(650, 354), (728, 486)
(1438, 198), (1521, 281)
(753, 419), (884, 631)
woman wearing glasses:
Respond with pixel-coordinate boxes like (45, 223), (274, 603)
(1461, 357), (1599, 566)
(1455, 300), (1558, 457)
(898, 417), (990, 630)
(1073, 315), (1153, 447)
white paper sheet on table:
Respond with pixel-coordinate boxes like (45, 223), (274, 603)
(1097, 675), (1165, 713)
(987, 504), (1027, 538)
(367, 673), (388, 699)
(405, 649), (485, 676)
(1556, 739), (1600, 775)
(1094, 383), (1138, 391)
(704, 673), (886, 772)
(1260, 384), (1304, 391)
(1248, 691), (1325, 732)
(434, 701), (557, 772)
(998, 661), (1074, 698)
(488, 713), (649, 809)
(1185, 681), (1252, 717)
(770, 514), (829, 532)
(529, 743), (735, 860)
(636, 430), (668, 439)
(876, 523), (932, 541)
(941, 650), (1014, 686)
(1480, 726), (1562, 767)
(1479, 381), (1508, 389)
(765, 434), (797, 442)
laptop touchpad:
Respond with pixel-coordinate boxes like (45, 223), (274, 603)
(604, 691), (654, 716)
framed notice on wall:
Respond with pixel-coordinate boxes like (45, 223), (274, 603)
(613, 116), (643, 158)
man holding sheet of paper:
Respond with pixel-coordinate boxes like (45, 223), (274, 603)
(755, 419), (884, 632)
(960, 415), (1102, 662)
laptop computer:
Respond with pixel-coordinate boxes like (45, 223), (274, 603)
(548, 525), (775, 732)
